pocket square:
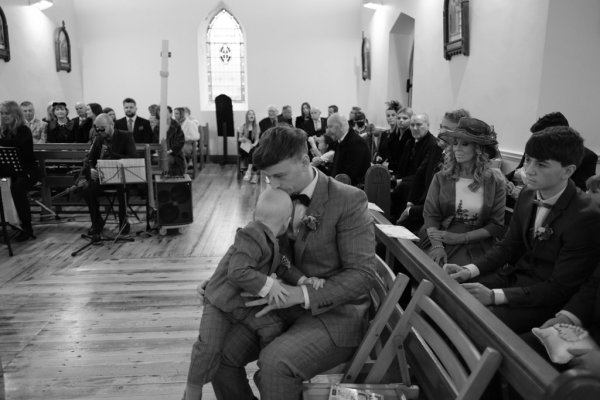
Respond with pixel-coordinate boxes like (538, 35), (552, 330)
(532, 323), (598, 364)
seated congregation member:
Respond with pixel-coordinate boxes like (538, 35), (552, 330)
(259, 105), (279, 134)
(154, 106), (185, 176)
(398, 108), (471, 232)
(294, 102), (311, 131)
(385, 106), (413, 180)
(148, 104), (159, 131)
(348, 106), (362, 129)
(183, 188), (324, 400)
(327, 104), (338, 117)
(174, 106), (200, 168)
(85, 103), (104, 143)
(81, 113), (136, 237)
(366, 100), (401, 164)
(506, 112), (597, 204)
(207, 124), (376, 400)
(238, 109), (260, 183)
(418, 117), (505, 266)
(327, 113), (371, 186)
(103, 107), (117, 123)
(72, 102), (92, 143)
(308, 134), (336, 175)
(42, 102), (55, 125)
(46, 102), (75, 143)
(277, 105), (293, 126)
(115, 98), (154, 144)
(303, 107), (327, 137)
(352, 111), (374, 140)
(390, 113), (442, 221)
(0, 101), (36, 241)
(20, 101), (47, 144)
(444, 126), (600, 334)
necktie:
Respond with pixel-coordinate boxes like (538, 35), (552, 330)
(533, 199), (552, 209)
(127, 118), (133, 132)
(290, 194), (311, 207)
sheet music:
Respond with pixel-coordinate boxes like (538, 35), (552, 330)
(97, 158), (146, 185)
(240, 141), (253, 154)
(375, 224), (420, 241)
(368, 202), (384, 213)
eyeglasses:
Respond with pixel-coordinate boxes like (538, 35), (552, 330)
(94, 126), (107, 133)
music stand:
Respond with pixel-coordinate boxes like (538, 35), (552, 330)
(71, 159), (145, 256)
(0, 147), (36, 256)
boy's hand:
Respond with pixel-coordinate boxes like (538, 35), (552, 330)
(304, 277), (325, 290)
(267, 279), (289, 307)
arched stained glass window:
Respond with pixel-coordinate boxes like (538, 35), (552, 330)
(206, 9), (246, 103)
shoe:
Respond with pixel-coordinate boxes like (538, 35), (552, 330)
(250, 175), (258, 184)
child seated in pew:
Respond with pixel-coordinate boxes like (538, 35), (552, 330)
(183, 188), (325, 400)
(444, 126), (600, 335)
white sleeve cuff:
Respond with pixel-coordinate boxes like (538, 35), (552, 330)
(463, 264), (480, 278)
(557, 310), (582, 327)
(300, 285), (310, 309)
(492, 289), (507, 305)
(257, 276), (274, 298)
(297, 276), (307, 285)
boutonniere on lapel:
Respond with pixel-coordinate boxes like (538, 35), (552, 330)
(301, 214), (321, 241)
(534, 225), (554, 241)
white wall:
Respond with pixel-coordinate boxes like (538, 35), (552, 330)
(0, 0), (83, 117)
(359, 0), (600, 158)
(73, 0), (363, 156)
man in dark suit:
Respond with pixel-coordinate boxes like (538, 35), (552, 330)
(208, 125), (376, 399)
(277, 105), (293, 126)
(445, 126), (600, 334)
(391, 113), (442, 221)
(327, 113), (371, 186)
(81, 113), (137, 237)
(303, 107), (327, 137)
(72, 101), (92, 143)
(259, 105), (279, 135)
(115, 97), (155, 143)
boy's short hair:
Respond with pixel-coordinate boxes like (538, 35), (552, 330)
(524, 126), (584, 167)
(252, 125), (307, 169)
(530, 112), (569, 133)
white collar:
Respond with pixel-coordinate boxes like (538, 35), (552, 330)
(536, 185), (567, 205)
(299, 167), (319, 198)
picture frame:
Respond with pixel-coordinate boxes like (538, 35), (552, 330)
(55, 21), (71, 72)
(443, 0), (469, 60)
(361, 32), (371, 81)
(0, 6), (10, 62)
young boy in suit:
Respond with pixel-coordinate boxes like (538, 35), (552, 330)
(184, 188), (324, 400)
(444, 126), (600, 334)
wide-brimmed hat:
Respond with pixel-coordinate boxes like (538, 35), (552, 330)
(438, 117), (499, 159)
(51, 101), (67, 108)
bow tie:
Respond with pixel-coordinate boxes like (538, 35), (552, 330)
(533, 199), (552, 209)
(290, 194), (311, 207)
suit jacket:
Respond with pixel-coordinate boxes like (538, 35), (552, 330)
(259, 117), (278, 137)
(396, 131), (441, 183)
(475, 180), (600, 308)
(287, 170), (376, 347)
(205, 221), (304, 316)
(303, 118), (328, 137)
(364, 130), (390, 164)
(385, 127), (411, 177)
(330, 130), (371, 186)
(115, 116), (155, 144)
(563, 262), (600, 343)
(408, 148), (444, 207)
(421, 170), (506, 238)
(71, 117), (92, 143)
(295, 116), (312, 132)
(506, 146), (598, 192)
(84, 129), (137, 180)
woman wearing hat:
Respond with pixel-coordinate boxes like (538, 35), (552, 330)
(46, 102), (74, 143)
(419, 117), (506, 266)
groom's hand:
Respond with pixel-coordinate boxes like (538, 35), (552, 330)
(244, 284), (305, 318)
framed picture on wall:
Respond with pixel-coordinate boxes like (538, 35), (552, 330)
(361, 32), (371, 80)
(55, 21), (71, 72)
(0, 6), (10, 62)
(443, 0), (469, 60)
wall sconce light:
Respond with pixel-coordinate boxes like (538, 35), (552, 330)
(363, 1), (383, 10)
(29, 0), (54, 11)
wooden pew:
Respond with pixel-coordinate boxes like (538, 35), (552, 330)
(370, 210), (600, 399)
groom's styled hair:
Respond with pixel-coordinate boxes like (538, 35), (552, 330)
(253, 125), (308, 169)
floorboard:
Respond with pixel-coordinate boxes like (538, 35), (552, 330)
(0, 164), (261, 400)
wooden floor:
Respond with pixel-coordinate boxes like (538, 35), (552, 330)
(0, 164), (261, 400)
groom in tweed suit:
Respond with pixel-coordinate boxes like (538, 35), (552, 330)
(210, 125), (376, 400)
